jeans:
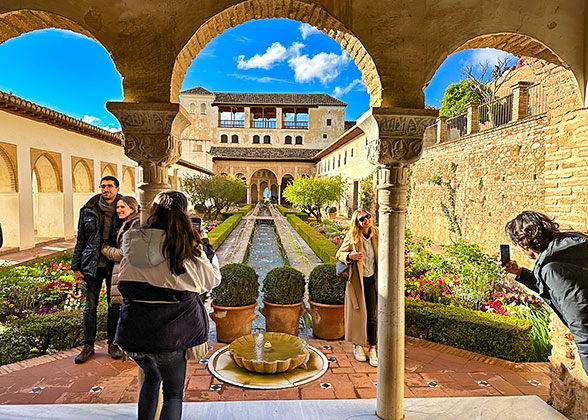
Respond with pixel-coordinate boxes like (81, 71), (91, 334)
(363, 275), (377, 346)
(82, 267), (112, 346)
(133, 350), (187, 420)
(107, 303), (121, 345)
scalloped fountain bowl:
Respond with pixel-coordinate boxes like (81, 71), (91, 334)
(229, 332), (310, 374)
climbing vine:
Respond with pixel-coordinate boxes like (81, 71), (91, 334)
(430, 163), (462, 241)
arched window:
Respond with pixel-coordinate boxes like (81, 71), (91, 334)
(285, 135), (292, 145)
(200, 103), (206, 114)
(189, 103), (196, 114)
(253, 135), (260, 144)
(263, 135), (271, 144)
(231, 134), (239, 143)
(220, 134), (228, 143)
(295, 136), (303, 145)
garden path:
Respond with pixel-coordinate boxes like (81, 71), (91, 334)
(0, 238), (76, 266)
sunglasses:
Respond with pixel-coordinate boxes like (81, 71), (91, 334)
(358, 214), (371, 223)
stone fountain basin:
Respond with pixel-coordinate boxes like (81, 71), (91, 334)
(229, 332), (310, 374)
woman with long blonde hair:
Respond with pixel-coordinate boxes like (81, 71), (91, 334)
(336, 209), (379, 367)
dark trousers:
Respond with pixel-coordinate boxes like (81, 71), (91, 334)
(133, 350), (187, 420)
(363, 275), (377, 346)
(83, 267), (114, 346)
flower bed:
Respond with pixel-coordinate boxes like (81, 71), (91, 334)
(405, 232), (552, 362)
(306, 219), (349, 247)
(0, 253), (107, 365)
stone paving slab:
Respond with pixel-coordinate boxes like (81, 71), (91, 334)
(0, 238), (76, 266)
(0, 337), (551, 406)
(0, 395), (565, 420)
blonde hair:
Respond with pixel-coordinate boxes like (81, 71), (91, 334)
(347, 209), (371, 247)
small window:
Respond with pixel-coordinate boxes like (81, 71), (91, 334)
(344, 151), (347, 165)
(263, 135), (271, 144)
(189, 103), (196, 114)
(326, 119), (332, 126)
(322, 133), (328, 139)
(253, 135), (260, 144)
(220, 134), (228, 143)
(231, 134), (239, 143)
(338, 155), (341, 167)
(295, 136), (303, 145)
(351, 148), (354, 157)
(200, 103), (206, 114)
(285, 135), (292, 145)
(192, 143), (203, 152)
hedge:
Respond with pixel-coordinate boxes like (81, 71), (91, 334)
(208, 213), (243, 250)
(405, 298), (534, 361)
(277, 205), (309, 221)
(286, 214), (338, 264)
(239, 204), (253, 215)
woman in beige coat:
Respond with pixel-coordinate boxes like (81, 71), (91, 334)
(336, 209), (379, 367)
(101, 195), (140, 359)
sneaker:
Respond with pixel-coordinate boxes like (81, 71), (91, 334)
(75, 344), (94, 364)
(108, 343), (123, 360)
(368, 348), (378, 367)
(353, 345), (367, 362)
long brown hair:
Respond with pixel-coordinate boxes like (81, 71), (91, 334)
(144, 190), (202, 275)
(346, 209), (371, 247)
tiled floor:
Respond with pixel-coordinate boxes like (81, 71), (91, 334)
(0, 337), (550, 405)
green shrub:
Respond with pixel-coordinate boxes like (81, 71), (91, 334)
(211, 263), (259, 307)
(308, 263), (345, 305)
(276, 205), (290, 216)
(405, 298), (533, 361)
(220, 211), (236, 220)
(208, 213), (243, 249)
(262, 266), (306, 305)
(286, 214), (338, 263)
(0, 307), (107, 365)
(238, 204), (253, 215)
(328, 206), (337, 214)
(294, 212), (309, 222)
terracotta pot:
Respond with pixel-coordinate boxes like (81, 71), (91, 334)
(309, 301), (344, 340)
(260, 300), (304, 335)
(329, 212), (337, 219)
(210, 302), (258, 343)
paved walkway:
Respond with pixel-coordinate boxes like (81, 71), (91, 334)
(0, 238), (76, 266)
(0, 336), (550, 406)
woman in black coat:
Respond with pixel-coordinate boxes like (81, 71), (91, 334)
(503, 211), (588, 374)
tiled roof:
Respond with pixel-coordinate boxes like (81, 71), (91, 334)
(176, 159), (214, 175)
(180, 87), (346, 107)
(344, 120), (356, 131)
(211, 146), (319, 160)
(0, 91), (122, 145)
(181, 87), (214, 96)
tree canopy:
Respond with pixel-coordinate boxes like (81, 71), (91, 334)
(283, 175), (347, 222)
(183, 174), (247, 220)
(439, 79), (484, 117)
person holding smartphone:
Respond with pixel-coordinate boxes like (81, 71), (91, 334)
(503, 211), (588, 375)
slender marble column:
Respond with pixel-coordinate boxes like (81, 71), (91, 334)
(358, 107), (437, 420)
(106, 102), (190, 219)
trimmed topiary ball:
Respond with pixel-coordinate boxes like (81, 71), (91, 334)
(308, 263), (346, 305)
(211, 263), (259, 307)
(262, 266), (306, 305)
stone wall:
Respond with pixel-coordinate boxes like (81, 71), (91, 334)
(407, 115), (547, 261)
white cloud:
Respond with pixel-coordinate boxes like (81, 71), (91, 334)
(288, 50), (350, 84)
(332, 78), (366, 97)
(466, 48), (515, 68)
(82, 115), (100, 124)
(237, 42), (288, 70)
(102, 126), (120, 133)
(228, 73), (293, 84)
(299, 23), (321, 40)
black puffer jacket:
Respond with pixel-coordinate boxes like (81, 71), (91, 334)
(518, 232), (588, 373)
(71, 194), (121, 277)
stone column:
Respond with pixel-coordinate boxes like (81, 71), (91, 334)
(244, 107), (251, 129)
(17, 145), (35, 249)
(358, 107), (437, 420)
(278, 185), (282, 205)
(511, 81), (533, 121)
(106, 102), (190, 219)
(436, 116), (447, 143)
(276, 107), (283, 129)
(466, 102), (480, 135)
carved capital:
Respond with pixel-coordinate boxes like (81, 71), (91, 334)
(357, 107), (437, 167)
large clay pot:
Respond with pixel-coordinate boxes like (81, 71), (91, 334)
(210, 302), (258, 343)
(309, 301), (344, 340)
(260, 300), (304, 335)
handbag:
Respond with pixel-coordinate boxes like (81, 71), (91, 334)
(336, 259), (354, 281)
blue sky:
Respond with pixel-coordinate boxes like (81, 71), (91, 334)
(0, 19), (514, 131)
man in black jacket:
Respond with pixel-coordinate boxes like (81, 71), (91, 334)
(71, 176), (123, 363)
(504, 211), (588, 375)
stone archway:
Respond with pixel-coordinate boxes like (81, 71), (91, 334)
(122, 166), (136, 193)
(250, 169), (278, 202)
(280, 174), (294, 206)
(171, 0), (383, 107)
(0, 143), (18, 247)
(31, 153), (64, 238)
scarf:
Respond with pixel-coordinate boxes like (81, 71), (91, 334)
(98, 195), (117, 267)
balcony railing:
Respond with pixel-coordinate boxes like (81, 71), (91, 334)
(479, 94), (513, 130)
(283, 121), (308, 129)
(447, 112), (467, 141)
(250, 120), (276, 129)
(218, 120), (245, 128)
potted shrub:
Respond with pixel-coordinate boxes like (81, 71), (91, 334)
(210, 263), (259, 343)
(308, 263), (346, 339)
(260, 266), (306, 335)
(328, 206), (337, 219)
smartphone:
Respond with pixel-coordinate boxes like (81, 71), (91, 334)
(499, 244), (510, 267)
(191, 216), (202, 231)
